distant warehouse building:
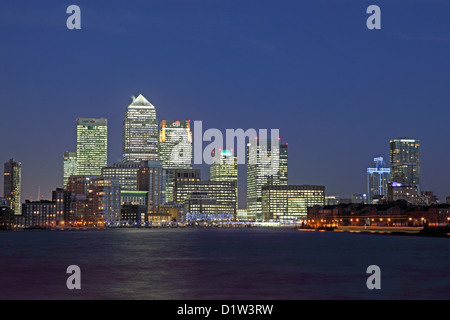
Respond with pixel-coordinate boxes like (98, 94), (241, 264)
(261, 185), (325, 222)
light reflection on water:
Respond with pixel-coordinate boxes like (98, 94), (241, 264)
(0, 228), (449, 299)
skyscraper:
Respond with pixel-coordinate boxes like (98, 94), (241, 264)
(367, 156), (390, 203)
(63, 151), (77, 188)
(210, 149), (238, 209)
(389, 138), (420, 190)
(101, 162), (140, 191)
(247, 139), (286, 221)
(3, 158), (21, 215)
(123, 94), (159, 163)
(159, 120), (192, 169)
(76, 118), (108, 176)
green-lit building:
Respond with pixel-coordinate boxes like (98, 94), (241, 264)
(76, 118), (108, 176)
(261, 185), (325, 221)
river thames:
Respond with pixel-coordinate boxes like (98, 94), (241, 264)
(0, 227), (449, 300)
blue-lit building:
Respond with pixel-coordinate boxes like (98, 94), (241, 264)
(367, 157), (391, 204)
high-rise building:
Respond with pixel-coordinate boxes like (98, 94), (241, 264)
(123, 94), (158, 163)
(261, 185), (325, 221)
(280, 143), (288, 185)
(246, 139), (287, 221)
(76, 118), (108, 176)
(159, 120), (192, 169)
(137, 161), (166, 214)
(367, 157), (390, 203)
(210, 149), (238, 209)
(389, 138), (420, 191)
(63, 151), (77, 188)
(101, 162), (140, 191)
(3, 158), (21, 215)
(387, 182), (423, 205)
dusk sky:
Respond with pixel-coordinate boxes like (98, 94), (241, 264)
(1, 0), (449, 206)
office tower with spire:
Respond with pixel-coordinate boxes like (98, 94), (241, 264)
(3, 158), (22, 215)
(63, 151), (77, 188)
(389, 138), (421, 190)
(76, 118), (108, 176)
(123, 94), (159, 163)
(367, 156), (390, 203)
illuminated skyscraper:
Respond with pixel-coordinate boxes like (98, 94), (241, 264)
(101, 162), (140, 191)
(123, 94), (159, 163)
(3, 158), (21, 215)
(389, 138), (420, 190)
(367, 157), (390, 203)
(63, 151), (77, 188)
(210, 149), (238, 209)
(280, 143), (288, 185)
(246, 139), (287, 221)
(76, 118), (108, 176)
(159, 120), (192, 169)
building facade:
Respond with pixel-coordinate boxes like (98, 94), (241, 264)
(76, 118), (108, 176)
(137, 161), (166, 213)
(174, 180), (237, 216)
(123, 94), (159, 162)
(159, 120), (192, 169)
(247, 139), (287, 221)
(86, 177), (121, 226)
(63, 151), (77, 188)
(261, 185), (325, 221)
(367, 156), (390, 203)
(210, 149), (238, 209)
(101, 162), (140, 191)
(390, 138), (420, 190)
(3, 158), (22, 215)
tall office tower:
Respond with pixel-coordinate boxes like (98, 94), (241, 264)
(101, 162), (140, 191)
(279, 143), (288, 185)
(3, 158), (22, 215)
(246, 138), (283, 221)
(159, 120), (193, 203)
(159, 120), (192, 168)
(367, 157), (391, 203)
(137, 161), (166, 214)
(210, 149), (238, 209)
(123, 94), (159, 163)
(389, 138), (420, 191)
(261, 185), (325, 221)
(63, 151), (77, 188)
(76, 118), (108, 176)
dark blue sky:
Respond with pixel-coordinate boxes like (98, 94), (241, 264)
(1, 0), (449, 205)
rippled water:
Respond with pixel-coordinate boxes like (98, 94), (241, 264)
(0, 228), (449, 299)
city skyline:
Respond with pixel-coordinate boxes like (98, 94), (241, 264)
(1, 1), (449, 204)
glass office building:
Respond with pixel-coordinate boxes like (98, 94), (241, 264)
(367, 156), (390, 203)
(247, 139), (287, 221)
(76, 118), (108, 176)
(3, 158), (22, 215)
(159, 120), (192, 169)
(137, 161), (166, 214)
(261, 185), (325, 221)
(210, 149), (238, 209)
(389, 138), (420, 190)
(101, 162), (140, 191)
(123, 94), (159, 163)
(63, 151), (77, 188)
